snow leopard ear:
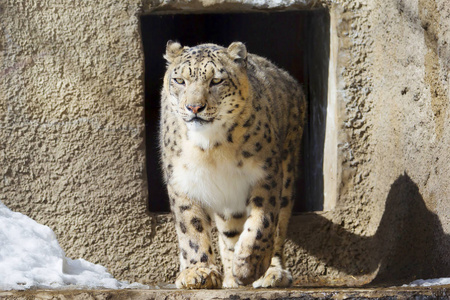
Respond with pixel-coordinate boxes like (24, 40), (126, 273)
(227, 42), (247, 67)
(164, 40), (185, 63)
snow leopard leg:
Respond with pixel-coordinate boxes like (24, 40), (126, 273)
(168, 185), (222, 289)
(214, 212), (246, 288)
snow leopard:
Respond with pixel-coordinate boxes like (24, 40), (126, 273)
(159, 41), (306, 289)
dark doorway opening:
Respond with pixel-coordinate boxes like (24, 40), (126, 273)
(141, 10), (330, 212)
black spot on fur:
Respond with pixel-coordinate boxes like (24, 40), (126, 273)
(243, 114), (255, 127)
(200, 253), (208, 263)
(179, 205), (191, 213)
(189, 240), (199, 253)
(232, 212), (244, 219)
(281, 197), (289, 208)
(208, 246), (213, 255)
(262, 183), (271, 190)
(242, 151), (253, 158)
(181, 249), (187, 259)
(264, 158), (273, 169)
(284, 178), (292, 189)
(253, 196), (264, 207)
(255, 143), (262, 152)
(179, 205), (191, 212)
(263, 216), (270, 228)
(256, 229), (263, 240)
(190, 259), (197, 265)
(237, 160), (243, 167)
(269, 196), (276, 207)
(180, 222), (187, 234)
(243, 134), (251, 143)
(223, 230), (240, 238)
(191, 217), (204, 233)
(227, 122), (238, 139)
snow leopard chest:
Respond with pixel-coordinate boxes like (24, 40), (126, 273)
(170, 146), (266, 216)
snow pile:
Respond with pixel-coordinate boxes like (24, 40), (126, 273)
(0, 201), (147, 290)
(406, 278), (450, 287)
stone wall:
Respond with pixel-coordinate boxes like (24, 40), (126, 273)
(1, 0), (449, 285)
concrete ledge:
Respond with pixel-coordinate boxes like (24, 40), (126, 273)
(1, 286), (449, 300)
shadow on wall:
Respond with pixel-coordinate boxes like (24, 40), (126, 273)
(289, 173), (450, 284)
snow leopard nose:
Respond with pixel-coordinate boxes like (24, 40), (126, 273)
(185, 104), (206, 114)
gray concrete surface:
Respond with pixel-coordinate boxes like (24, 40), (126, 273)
(1, 286), (450, 300)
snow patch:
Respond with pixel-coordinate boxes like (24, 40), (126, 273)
(405, 278), (450, 287)
(0, 201), (148, 290)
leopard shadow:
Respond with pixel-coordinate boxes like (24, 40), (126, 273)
(288, 173), (450, 284)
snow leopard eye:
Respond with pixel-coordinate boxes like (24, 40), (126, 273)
(210, 78), (223, 86)
(173, 78), (185, 85)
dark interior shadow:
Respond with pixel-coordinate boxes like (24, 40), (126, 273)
(140, 10), (330, 213)
(288, 173), (450, 285)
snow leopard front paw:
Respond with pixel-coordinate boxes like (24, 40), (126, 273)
(252, 266), (293, 288)
(232, 235), (272, 285)
(222, 274), (240, 288)
(175, 265), (222, 289)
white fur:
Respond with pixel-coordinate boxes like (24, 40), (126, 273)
(171, 140), (266, 215)
(186, 121), (227, 150)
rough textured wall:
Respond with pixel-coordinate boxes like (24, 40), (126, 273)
(1, 0), (449, 286)
(0, 1), (164, 283)
(292, 0), (450, 284)
(367, 0), (450, 281)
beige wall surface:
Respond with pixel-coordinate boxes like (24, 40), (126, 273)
(1, 0), (449, 285)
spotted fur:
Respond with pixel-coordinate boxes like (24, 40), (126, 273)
(160, 41), (306, 289)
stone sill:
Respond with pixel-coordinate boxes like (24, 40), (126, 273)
(1, 286), (449, 300)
